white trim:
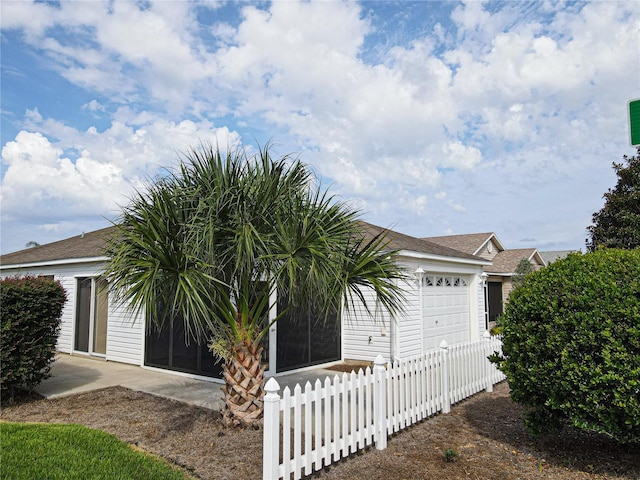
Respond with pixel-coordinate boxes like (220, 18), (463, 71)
(416, 273), (424, 356)
(473, 234), (506, 256)
(0, 256), (109, 270)
(267, 285), (278, 376)
(396, 250), (490, 266)
(88, 277), (97, 354)
(140, 307), (147, 367)
(73, 276), (107, 357)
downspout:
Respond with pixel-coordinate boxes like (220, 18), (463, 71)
(481, 272), (489, 332)
(415, 267), (425, 356)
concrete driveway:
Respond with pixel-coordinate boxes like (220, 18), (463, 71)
(35, 354), (337, 411)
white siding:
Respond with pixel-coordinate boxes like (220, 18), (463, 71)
(1, 262), (143, 365)
(105, 301), (143, 365)
(396, 261), (422, 358)
(341, 256), (486, 363)
(342, 286), (391, 362)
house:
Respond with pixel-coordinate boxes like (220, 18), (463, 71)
(423, 233), (545, 326)
(0, 222), (490, 380)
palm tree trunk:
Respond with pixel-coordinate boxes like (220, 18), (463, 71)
(221, 339), (265, 427)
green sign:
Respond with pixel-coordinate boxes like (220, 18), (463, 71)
(630, 99), (640, 146)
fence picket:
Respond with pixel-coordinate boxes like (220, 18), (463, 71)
(324, 376), (332, 464)
(349, 370), (357, 454)
(357, 369), (365, 448)
(304, 381), (312, 475)
(391, 362), (399, 432)
(293, 383), (302, 479)
(282, 386), (291, 479)
(340, 372), (348, 458)
(331, 376), (338, 460)
(263, 336), (505, 480)
(313, 379), (321, 471)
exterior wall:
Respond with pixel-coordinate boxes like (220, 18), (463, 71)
(0, 262), (143, 365)
(532, 258), (544, 271)
(106, 302), (144, 365)
(342, 286), (392, 362)
(476, 238), (499, 261)
(343, 256), (486, 362)
(3, 253), (486, 372)
(473, 273), (485, 338)
(394, 261), (426, 358)
(502, 277), (514, 303)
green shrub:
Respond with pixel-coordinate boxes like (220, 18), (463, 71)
(1, 276), (67, 402)
(491, 249), (640, 443)
(443, 448), (459, 463)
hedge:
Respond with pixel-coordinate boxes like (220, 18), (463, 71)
(1, 276), (67, 402)
(491, 249), (640, 444)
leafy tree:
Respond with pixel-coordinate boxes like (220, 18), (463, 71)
(512, 257), (534, 289)
(586, 147), (640, 251)
(104, 144), (406, 427)
(491, 250), (640, 444)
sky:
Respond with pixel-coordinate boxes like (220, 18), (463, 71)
(1, 0), (639, 255)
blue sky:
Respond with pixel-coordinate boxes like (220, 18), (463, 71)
(1, 0), (639, 255)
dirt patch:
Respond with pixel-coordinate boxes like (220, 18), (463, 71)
(2, 382), (638, 479)
(326, 362), (373, 373)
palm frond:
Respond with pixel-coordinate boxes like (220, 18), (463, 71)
(105, 142), (407, 352)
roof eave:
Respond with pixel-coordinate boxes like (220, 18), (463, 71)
(396, 250), (491, 266)
(473, 233), (505, 256)
(0, 256), (109, 271)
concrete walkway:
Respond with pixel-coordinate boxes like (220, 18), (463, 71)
(35, 354), (337, 411)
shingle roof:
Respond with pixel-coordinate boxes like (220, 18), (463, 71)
(422, 232), (497, 255)
(357, 222), (486, 262)
(539, 250), (577, 264)
(0, 222), (486, 268)
(484, 248), (540, 274)
(0, 226), (118, 267)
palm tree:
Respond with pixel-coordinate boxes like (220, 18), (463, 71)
(104, 143), (406, 427)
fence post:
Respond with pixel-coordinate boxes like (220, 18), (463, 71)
(483, 331), (494, 393)
(440, 340), (451, 414)
(263, 377), (280, 480)
(373, 354), (387, 450)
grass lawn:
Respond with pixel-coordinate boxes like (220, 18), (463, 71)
(1, 422), (191, 480)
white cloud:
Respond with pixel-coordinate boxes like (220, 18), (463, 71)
(1, 131), (128, 220)
(0, 1), (59, 39)
(1, 0), (639, 253)
(442, 142), (482, 170)
(1, 117), (241, 228)
(82, 100), (105, 112)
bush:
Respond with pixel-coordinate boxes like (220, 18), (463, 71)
(491, 249), (640, 443)
(1, 276), (67, 402)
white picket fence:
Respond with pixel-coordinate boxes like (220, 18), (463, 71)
(263, 333), (506, 480)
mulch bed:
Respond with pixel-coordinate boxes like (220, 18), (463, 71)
(2, 382), (638, 479)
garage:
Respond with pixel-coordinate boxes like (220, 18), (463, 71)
(343, 224), (490, 363)
(420, 274), (471, 351)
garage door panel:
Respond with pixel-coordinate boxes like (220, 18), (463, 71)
(421, 275), (470, 350)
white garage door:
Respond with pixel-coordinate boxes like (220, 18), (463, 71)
(421, 274), (470, 350)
